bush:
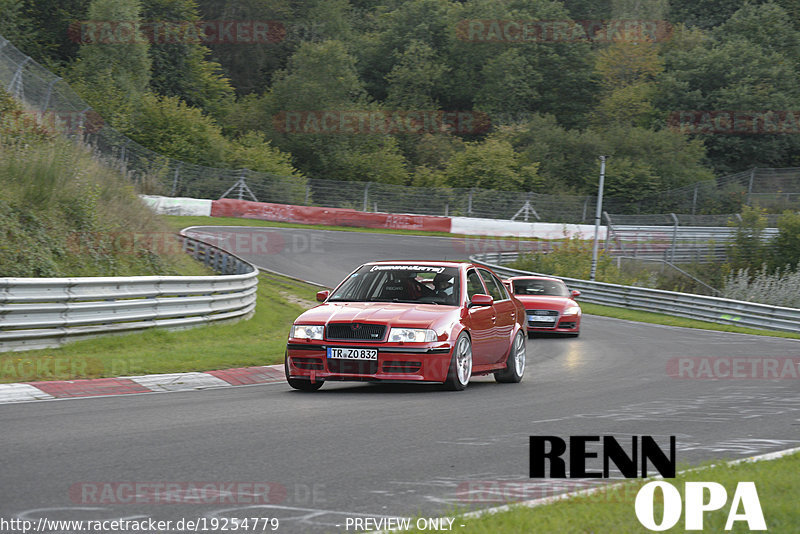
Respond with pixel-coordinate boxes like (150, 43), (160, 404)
(723, 264), (800, 308)
(771, 210), (800, 270)
(507, 236), (649, 285)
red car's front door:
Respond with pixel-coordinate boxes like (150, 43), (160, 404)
(479, 269), (517, 364)
(465, 269), (496, 365)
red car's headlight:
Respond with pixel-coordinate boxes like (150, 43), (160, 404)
(564, 305), (581, 316)
(291, 324), (324, 340)
(388, 328), (437, 343)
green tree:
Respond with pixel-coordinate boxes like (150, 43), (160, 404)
(655, 10), (800, 174)
(269, 40), (367, 111)
(443, 138), (541, 191)
(385, 40), (449, 109)
(140, 0), (233, 117)
(69, 0), (151, 128)
(495, 115), (713, 206)
(473, 49), (540, 123)
(668, 0), (751, 29)
(19, 0), (89, 69)
(593, 37), (663, 127)
(1, 0), (40, 55)
(194, 0), (295, 96)
(226, 131), (300, 176)
(126, 93), (227, 166)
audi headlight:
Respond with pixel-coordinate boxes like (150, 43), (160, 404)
(564, 305), (581, 316)
(389, 328), (437, 343)
(291, 324), (324, 340)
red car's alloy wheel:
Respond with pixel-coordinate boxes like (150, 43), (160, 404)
(495, 331), (525, 383)
(445, 332), (472, 391)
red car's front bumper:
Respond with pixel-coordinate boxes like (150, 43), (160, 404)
(286, 342), (455, 383)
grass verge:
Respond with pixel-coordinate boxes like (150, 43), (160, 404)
(0, 272), (318, 383)
(405, 452), (799, 533)
(581, 302), (800, 340)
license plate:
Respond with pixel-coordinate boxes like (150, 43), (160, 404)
(529, 315), (556, 322)
(327, 347), (378, 360)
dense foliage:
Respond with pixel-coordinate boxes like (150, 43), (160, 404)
(6, 0), (800, 204)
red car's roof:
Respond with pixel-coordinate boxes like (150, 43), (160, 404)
(366, 260), (469, 269)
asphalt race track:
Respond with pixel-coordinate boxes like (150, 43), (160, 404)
(1, 225), (799, 533)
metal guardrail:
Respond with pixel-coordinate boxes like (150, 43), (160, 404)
(473, 253), (800, 334)
(610, 225), (779, 243)
(0, 234), (259, 352)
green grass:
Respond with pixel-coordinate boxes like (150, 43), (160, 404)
(0, 272), (319, 383)
(165, 215), (543, 241)
(403, 452), (799, 533)
(581, 302), (800, 339)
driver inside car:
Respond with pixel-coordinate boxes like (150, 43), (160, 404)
(433, 272), (455, 304)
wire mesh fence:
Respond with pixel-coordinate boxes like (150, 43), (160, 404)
(2, 32), (800, 224)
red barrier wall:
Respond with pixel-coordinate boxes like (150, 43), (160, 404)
(211, 199), (452, 233)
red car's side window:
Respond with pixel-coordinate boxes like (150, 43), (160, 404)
(466, 270), (486, 300)
(478, 269), (505, 301)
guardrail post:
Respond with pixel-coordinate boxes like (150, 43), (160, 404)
(467, 189), (473, 216)
(363, 183), (370, 212)
(691, 184), (698, 215)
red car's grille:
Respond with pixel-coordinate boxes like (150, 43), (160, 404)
(326, 323), (386, 341)
(327, 359), (379, 375)
(292, 357), (324, 370)
(527, 310), (559, 328)
(382, 361), (422, 373)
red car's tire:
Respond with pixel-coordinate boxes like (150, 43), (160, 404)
(495, 331), (525, 383)
(444, 332), (472, 391)
(285, 354), (324, 391)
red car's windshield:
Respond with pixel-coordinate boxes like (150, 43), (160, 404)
(512, 279), (569, 297)
(329, 265), (461, 306)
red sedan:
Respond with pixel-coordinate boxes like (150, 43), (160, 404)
(504, 276), (582, 338)
(285, 261), (527, 391)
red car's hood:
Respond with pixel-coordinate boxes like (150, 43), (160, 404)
(296, 301), (457, 329)
(514, 295), (574, 310)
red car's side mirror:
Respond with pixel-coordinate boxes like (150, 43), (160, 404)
(316, 290), (330, 302)
(469, 294), (494, 308)
(571, 290), (581, 298)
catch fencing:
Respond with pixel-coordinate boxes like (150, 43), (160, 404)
(473, 253), (800, 334)
(0, 234), (258, 352)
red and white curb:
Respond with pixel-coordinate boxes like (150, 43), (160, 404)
(0, 364), (285, 404)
